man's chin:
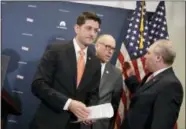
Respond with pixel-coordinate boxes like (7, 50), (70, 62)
(84, 41), (93, 45)
(86, 39), (94, 43)
(105, 58), (110, 63)
(144, 65), (149, 71)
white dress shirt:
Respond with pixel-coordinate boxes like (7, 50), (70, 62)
(63, 38), (88, 110)
(101, 63), (106, 78)
(152, 66), (171, 77)
(73, 38), (87, 63)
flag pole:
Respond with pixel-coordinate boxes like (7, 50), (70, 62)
(139, 0), (145, 49)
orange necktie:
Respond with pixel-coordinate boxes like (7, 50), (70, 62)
(77, 50), (85, 87)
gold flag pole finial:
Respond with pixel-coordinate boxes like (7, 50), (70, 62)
(139, 1), (145, 49)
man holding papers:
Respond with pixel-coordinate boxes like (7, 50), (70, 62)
(82, 34), (123, 129)
(29, 12), (101, 129)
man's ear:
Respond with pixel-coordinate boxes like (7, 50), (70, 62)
(95, 43), (101, 50)
(74, 24), (79, 34)
(156, 55), (162, 62)
(95, 43), (98, 50)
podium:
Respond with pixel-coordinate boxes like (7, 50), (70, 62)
(1, 55), (22, 129)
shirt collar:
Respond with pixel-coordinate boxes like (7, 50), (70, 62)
(73, 38), (88, 56)
(153, 66), (171, 77)
(101, 63), (106, 66)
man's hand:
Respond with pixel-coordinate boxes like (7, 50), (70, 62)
(126, 67), (135, 77)
(68, 100), (89, 120)
(124, 61), (135, 77)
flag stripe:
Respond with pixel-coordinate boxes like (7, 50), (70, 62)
(140, 56), (148, 74)
(118, 52), (127, 78)
(137, 57), (146, 79)
(131, 59), (141, 81)
(120, 42), (131, 61)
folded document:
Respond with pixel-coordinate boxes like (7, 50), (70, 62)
(72, 103), (114, 123)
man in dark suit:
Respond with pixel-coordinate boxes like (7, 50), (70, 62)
(120, 39), (183, 129)
(82, 34), (123, 129)
(29, 11), (102, 129)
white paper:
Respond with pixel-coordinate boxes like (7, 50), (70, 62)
(72, 103), (114, 123)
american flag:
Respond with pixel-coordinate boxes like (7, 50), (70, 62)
(114, 1), (177, 129)
(148, 1), (169, 43)
(114, 1), (149, 128)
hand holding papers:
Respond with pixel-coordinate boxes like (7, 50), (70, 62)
(72, 103), (114, 123)
(87, 103), (114, 120)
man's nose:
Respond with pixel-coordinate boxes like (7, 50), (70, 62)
(108, 48), (114, 53)
(144, 53), (148, 58)
(108, 49), (113, 54)
(90, 28), (98, 36)
(90, 31), (96, 37)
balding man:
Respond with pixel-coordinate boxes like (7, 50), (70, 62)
(82, 34), (123, 129)
(120, 40), (183, 129)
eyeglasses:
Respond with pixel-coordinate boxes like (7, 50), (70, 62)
(99, 42), (116, 52)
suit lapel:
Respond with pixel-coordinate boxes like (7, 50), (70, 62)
(136, 76), (159, 93)
(66, 41), (77, 92)
(137, 67), (173, 94)
(140, 72), (153, 86)
(99, 63), (110, 90)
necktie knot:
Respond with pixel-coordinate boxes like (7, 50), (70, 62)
(79, 50), (85, 56)
(145, 74), (154, 83)
(149, 74), (154, 79)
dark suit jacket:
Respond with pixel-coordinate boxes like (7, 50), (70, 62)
(125, 72), (152, 94)
(29, 40), (101, 129)
(121, 67), (183, 129)
(82, 63), (123, 129)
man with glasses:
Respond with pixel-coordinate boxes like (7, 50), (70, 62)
(30, 11), (102, 129)
(82, 34), (123, 129)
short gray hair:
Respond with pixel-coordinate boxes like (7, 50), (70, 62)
(153, 39), (176, 65)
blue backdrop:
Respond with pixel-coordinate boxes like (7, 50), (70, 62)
(1, 1), (134, 129)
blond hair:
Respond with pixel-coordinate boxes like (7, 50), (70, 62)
(152, 39), (176, 65)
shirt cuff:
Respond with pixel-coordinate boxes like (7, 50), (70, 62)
(63, 98), (72, 110)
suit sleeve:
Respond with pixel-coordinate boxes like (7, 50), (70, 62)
(124, 75), (140, 94)
(151, 82), (183, 129)
(86, 64), (101, 106)
(31, 45), (68, 113)
(111, 72), (123, 113)
(109, 71), (123, 129)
